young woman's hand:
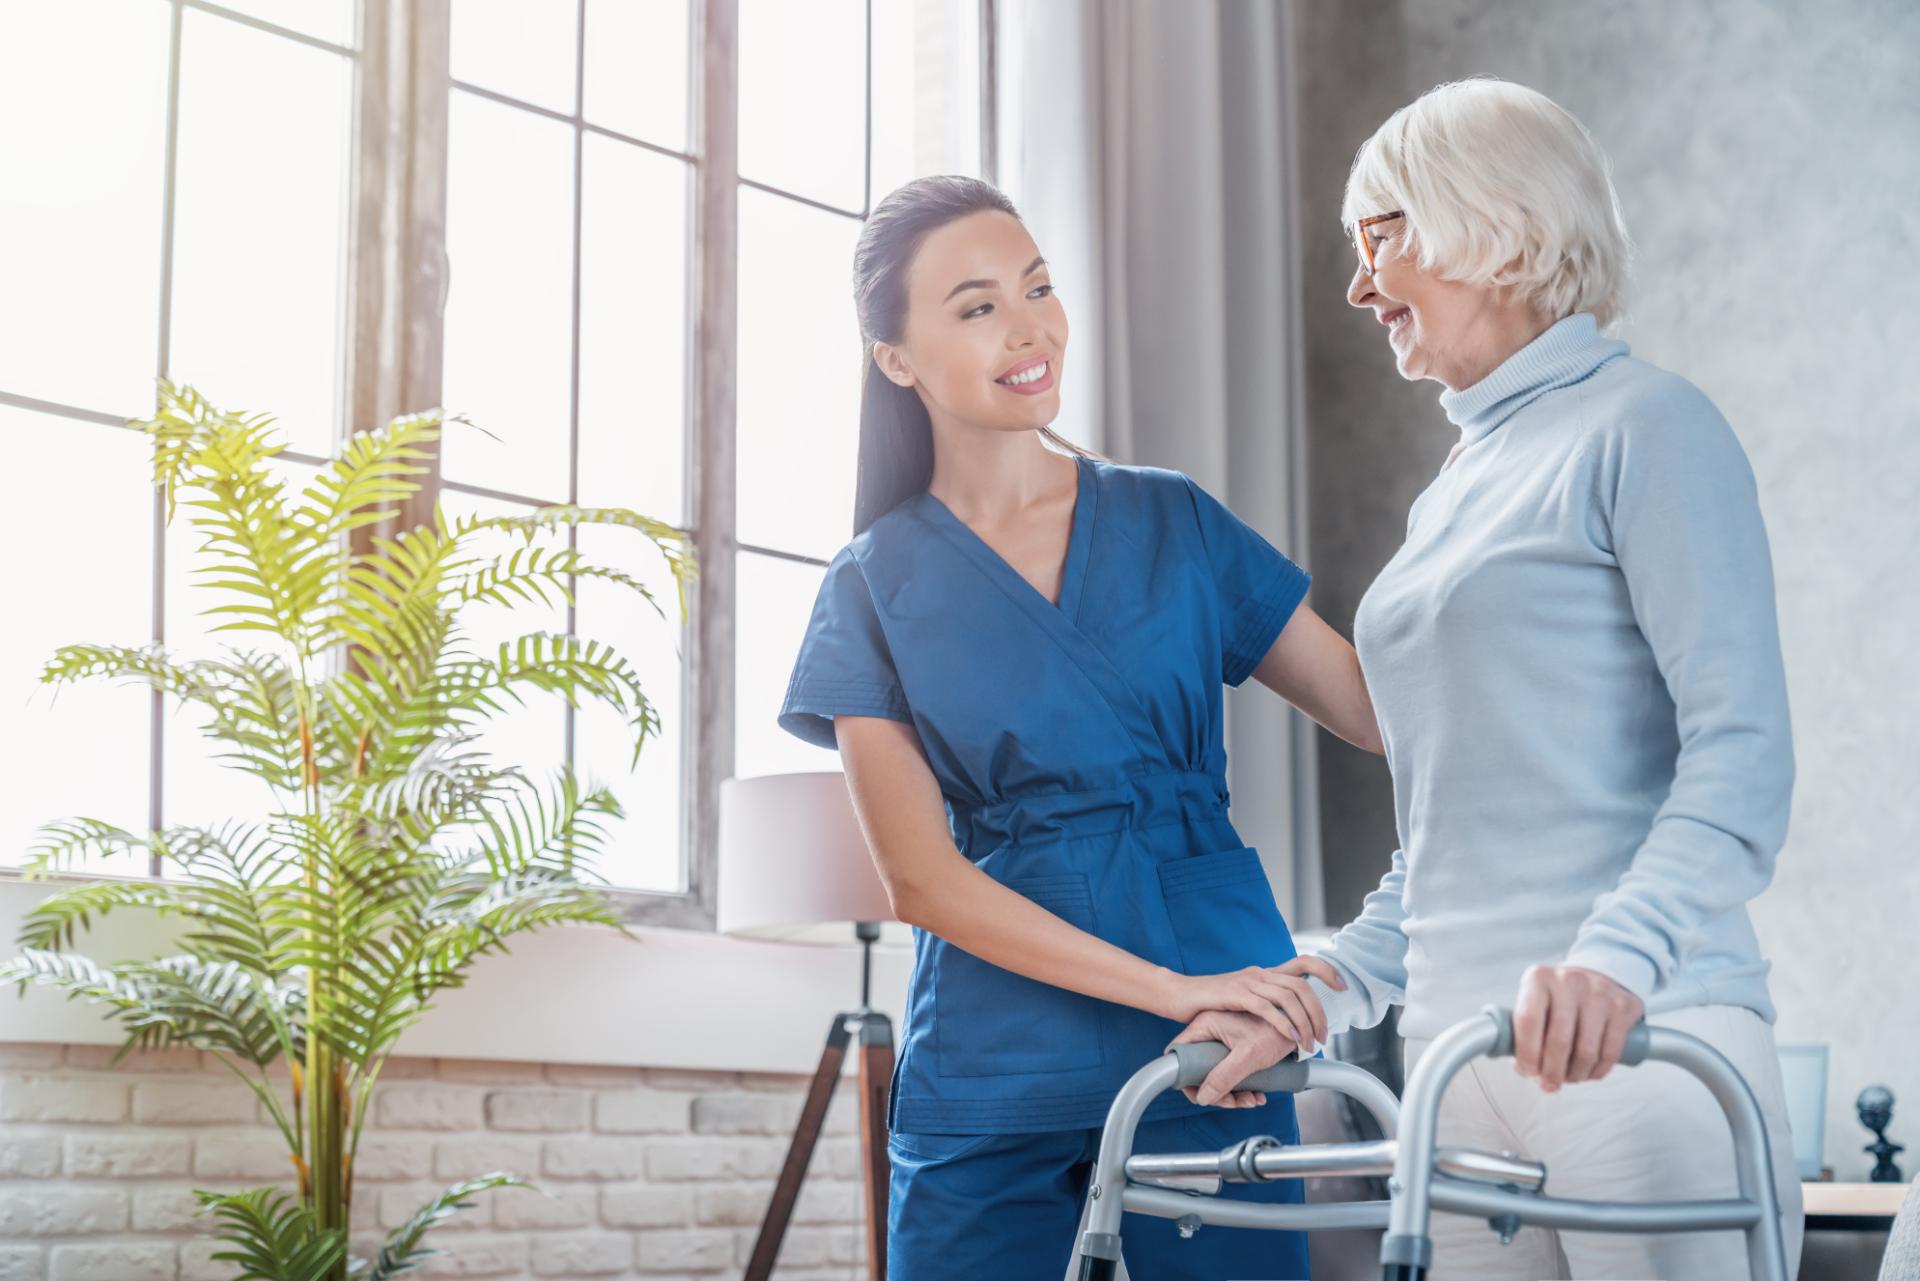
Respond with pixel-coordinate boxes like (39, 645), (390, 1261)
(1153, 966), (1330, 1051)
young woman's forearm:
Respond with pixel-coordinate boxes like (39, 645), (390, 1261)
(903, 856), (1183, 1015)
(837, 714), (1332, 1049)
(1251, 604), (1384, 754)
(836, 715), (1181, 1018)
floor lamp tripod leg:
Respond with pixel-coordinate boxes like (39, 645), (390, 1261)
(744, 1015), (851, 1281)
(857, 1011), (894, 1280)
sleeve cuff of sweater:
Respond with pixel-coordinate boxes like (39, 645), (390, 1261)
(1564, 941), (1659, 1003)
(1305, 964), (1376, 1040)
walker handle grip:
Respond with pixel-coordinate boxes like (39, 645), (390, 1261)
(1170, 1041), (1313, 1094)
(1479, 1005), (1652, 1066)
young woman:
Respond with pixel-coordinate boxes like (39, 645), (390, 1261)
(778, 175), (1379, 1279)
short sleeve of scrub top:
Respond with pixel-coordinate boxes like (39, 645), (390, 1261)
(779, 549), (912, 749)
(1179, 474), (1312, 687)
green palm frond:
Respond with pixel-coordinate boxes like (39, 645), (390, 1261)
(2, 947), (156, 1007)
(40, 647), (306, 790)
(195, 651), (307, 787)
(456, 772), (621, 879)
(452, 543), (665, 619)
(1, 949), (297, 1066)
(16, 880), (179, 951)
(320, 639), (458, 791)
(289, 412), (439, 543)
(194, 1188), (347, 1281)
(270, 814), (425, 980)
(365, 1175), (529, 1281)
(163, 824), (301, 976)
(435, 632), (660, 766)
(21, 818), (148, 876)
(41, 641), (214, 699)
(358, 735), (505, 829)
(458, 503), (694, 612)
(147, 381), (282, 522)
(328, 523), (465, 667)
(316, 924), (432, 1064)
(403, 864), (624, 1012)
(137, 957), (299, 1063)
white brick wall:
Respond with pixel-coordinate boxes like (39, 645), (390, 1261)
(0, 1045), (877, 1281)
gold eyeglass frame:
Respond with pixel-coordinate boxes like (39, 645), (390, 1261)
(1350, 210), (1405, 277)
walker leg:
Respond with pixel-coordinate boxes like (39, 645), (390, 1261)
(1075, 1255), (1117, 1281)
(1380, 1230), (1433, 1281)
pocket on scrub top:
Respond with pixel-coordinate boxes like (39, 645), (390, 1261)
(932, 873), (1106, 1079)
(885, 1129), (999, 1164)
(1157, 846), (1296, 975)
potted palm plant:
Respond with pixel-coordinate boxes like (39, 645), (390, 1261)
(3, 381), (692, 1279)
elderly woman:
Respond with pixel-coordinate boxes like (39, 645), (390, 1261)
(1179, 78), (1804, 1279)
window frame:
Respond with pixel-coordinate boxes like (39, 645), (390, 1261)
(1, 0), (996, 934)
(0, 0), (367, 880)
(400, 0), (994, 929)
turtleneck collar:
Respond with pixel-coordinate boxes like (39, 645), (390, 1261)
(1437, 313), (1630, 445)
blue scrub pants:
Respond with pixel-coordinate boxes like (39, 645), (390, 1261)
(886, 1102), (1311, 1280)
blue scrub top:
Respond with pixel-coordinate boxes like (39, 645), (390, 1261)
(780, 455), (1312, 1135)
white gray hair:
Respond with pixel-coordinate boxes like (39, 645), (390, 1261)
(1341, 77), (1632, 329)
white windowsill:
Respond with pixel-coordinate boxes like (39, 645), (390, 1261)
(0, 876), (912, 1076)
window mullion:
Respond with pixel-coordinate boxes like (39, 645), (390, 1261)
(344, 0), (450, 532)
(149, 0), (187, 876)
(564, 0), (587, 776)
(670, 0), (738, 930)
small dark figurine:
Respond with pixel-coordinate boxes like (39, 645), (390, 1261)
(1856, 1084), (1905, 1184)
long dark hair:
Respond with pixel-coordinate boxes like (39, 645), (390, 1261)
(851, 175), (1092, 536)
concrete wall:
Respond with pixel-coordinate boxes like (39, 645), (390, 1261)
(1291, 0), (1919, 1217)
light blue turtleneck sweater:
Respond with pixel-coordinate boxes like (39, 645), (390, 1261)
(1306, 314), (1794, 1043)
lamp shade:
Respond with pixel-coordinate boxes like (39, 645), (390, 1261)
(717, 772), (899, 943)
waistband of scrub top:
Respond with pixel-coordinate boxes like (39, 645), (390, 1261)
(950, 769), (1231, 853)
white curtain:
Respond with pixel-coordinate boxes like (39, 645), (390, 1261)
(996, 0), (1324, 928)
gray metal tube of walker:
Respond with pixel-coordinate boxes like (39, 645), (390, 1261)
(1379, 1005), (1789, 1281)
(1076, 1043), (1401, 1280)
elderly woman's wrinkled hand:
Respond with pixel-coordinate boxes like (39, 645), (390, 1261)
(1512, 963), (1646, 1092)
(1168, 1008), (1297, 1108)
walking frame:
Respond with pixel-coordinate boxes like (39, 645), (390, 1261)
(1074, 1005), (1789, 1281)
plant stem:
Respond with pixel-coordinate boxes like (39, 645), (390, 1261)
(296, 682), (348, 1278)
(204, 1048), (298, 1153)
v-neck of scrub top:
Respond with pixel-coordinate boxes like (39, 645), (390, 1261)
(914, 451), (1097, 619)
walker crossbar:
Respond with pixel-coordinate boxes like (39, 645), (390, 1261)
(1125, 1138), (1546, 1192)
(1074, 1046), (1403, 1281)
(1379, 1004), (1790, 1281)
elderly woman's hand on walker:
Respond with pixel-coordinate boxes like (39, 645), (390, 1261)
(1511, 962), (1646, 1092)
(1161, 956), (1349, 1106)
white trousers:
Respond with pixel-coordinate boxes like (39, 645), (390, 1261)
(1402, 1003), (1805, 1281)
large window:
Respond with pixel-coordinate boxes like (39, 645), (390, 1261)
(0, 0), (356, 877)
(437, 0), (697, 895)
(734, 0), (984, 784)
(0, 0), (987, 927)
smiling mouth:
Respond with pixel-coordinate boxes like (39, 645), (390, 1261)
(997, 359), (1051, 386)
(1382, 308), (1411, 333)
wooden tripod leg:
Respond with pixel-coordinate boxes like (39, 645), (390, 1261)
(744, 1017), (851, 1281)
(856, 1013), (895, 1280)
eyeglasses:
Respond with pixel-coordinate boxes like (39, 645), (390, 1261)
(1349, 211), (1405, 277)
